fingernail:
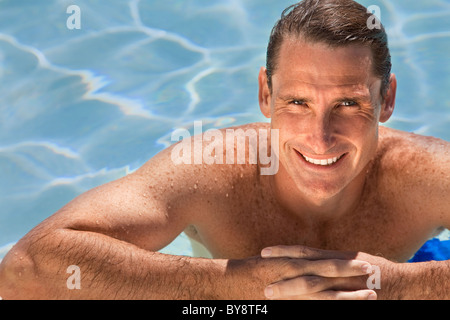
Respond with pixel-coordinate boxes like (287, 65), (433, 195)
(261, 248), (272, 257)
(264, 286), (273, 298)
(362, 263), (372, 274)
(368, 292), (377, 300)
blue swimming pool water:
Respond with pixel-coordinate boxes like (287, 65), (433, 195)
(0, 0), (449, 260)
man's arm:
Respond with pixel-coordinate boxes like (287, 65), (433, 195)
(0, 143), (257, 299)
(0, 226), (376, 299)
(0, 143), (218, 299)
(379, 259), (450, 299)
(0, 225), (234, 299)
(0, 143), (258, 299)
(384, 133), (450, 299)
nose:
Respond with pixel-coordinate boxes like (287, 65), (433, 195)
(305, 112), (336, 154)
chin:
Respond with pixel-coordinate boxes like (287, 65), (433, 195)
(299, 177), (349, 201)
(287, 157), (365, 202)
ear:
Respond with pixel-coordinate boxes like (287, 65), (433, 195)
(258, 67), (272, 118)
(379, 73), (396, 123)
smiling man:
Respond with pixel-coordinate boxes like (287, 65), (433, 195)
(0, 0), (449, 300)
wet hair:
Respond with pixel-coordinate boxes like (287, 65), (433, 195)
(266, 0), (391, 97)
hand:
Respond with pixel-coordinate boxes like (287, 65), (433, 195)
(260, 245), (377, 300)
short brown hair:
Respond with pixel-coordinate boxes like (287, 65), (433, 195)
(266, 0), (391, 97)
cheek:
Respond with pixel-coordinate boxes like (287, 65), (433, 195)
(333, 110), (379, 138)
(272, 114), (313, 155)
(271, 110), (313, 135)
(339, 117), (379, 161)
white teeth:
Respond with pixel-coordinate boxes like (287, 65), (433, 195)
(302, 154), (342, 166)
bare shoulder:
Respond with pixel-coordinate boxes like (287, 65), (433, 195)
(140, 121), (271, 180)
(376, 126), (450, 228)
(377, 126), (449, 175)
(379, 126), (448, 152)
(137, 121), (271, 213)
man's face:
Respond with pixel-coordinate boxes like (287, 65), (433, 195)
(259, 38), (394, 199)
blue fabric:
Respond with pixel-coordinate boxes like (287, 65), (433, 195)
(408, 239), (450, 262)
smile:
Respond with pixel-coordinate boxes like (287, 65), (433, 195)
(298, 151), (346, 166)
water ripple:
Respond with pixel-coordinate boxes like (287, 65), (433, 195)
(0, 0), (448, 252)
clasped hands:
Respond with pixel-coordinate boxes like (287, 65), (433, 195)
(260, 245), (383, 300)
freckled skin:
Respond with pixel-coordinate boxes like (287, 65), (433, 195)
(181, 124), (447, 263)
(0, 40), (448, 300)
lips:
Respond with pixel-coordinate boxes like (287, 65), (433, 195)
(296, 150), (347, 167)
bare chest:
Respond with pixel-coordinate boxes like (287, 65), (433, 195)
(188, 190), (432, 262)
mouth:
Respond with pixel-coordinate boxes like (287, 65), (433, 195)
(295, 150), (347, 167)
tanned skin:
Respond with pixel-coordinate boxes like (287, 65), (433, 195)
(0, 39), (449, 300)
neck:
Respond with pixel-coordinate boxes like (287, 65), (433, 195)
(270, 161), (371, 221)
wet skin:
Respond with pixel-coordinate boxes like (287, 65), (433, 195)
(0, 39), (449, 300)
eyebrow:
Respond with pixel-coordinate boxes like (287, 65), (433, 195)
(277, 94), (311, 102)
(278, 93), (373, 104)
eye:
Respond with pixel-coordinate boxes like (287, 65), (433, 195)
(340, 100), (357, 107)
(290, 99), (307, 106)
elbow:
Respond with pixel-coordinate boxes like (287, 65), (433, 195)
(0, 242), (45, 299)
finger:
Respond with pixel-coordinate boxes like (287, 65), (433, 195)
(264, 276), (328, 298)
(264, 274), (371, 299)
(261, 245), (355, 260)
(314, 289), (377, 300)
(301, 258), (373, 277)
(266, 286), (377, 300)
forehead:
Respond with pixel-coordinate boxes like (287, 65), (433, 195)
(273, 38), (379, 94)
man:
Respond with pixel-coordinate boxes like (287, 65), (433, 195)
(0, 0), (449, 300)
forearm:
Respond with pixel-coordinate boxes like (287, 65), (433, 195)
(0, 228), (263, 299)
(379, 260), (450, 300)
